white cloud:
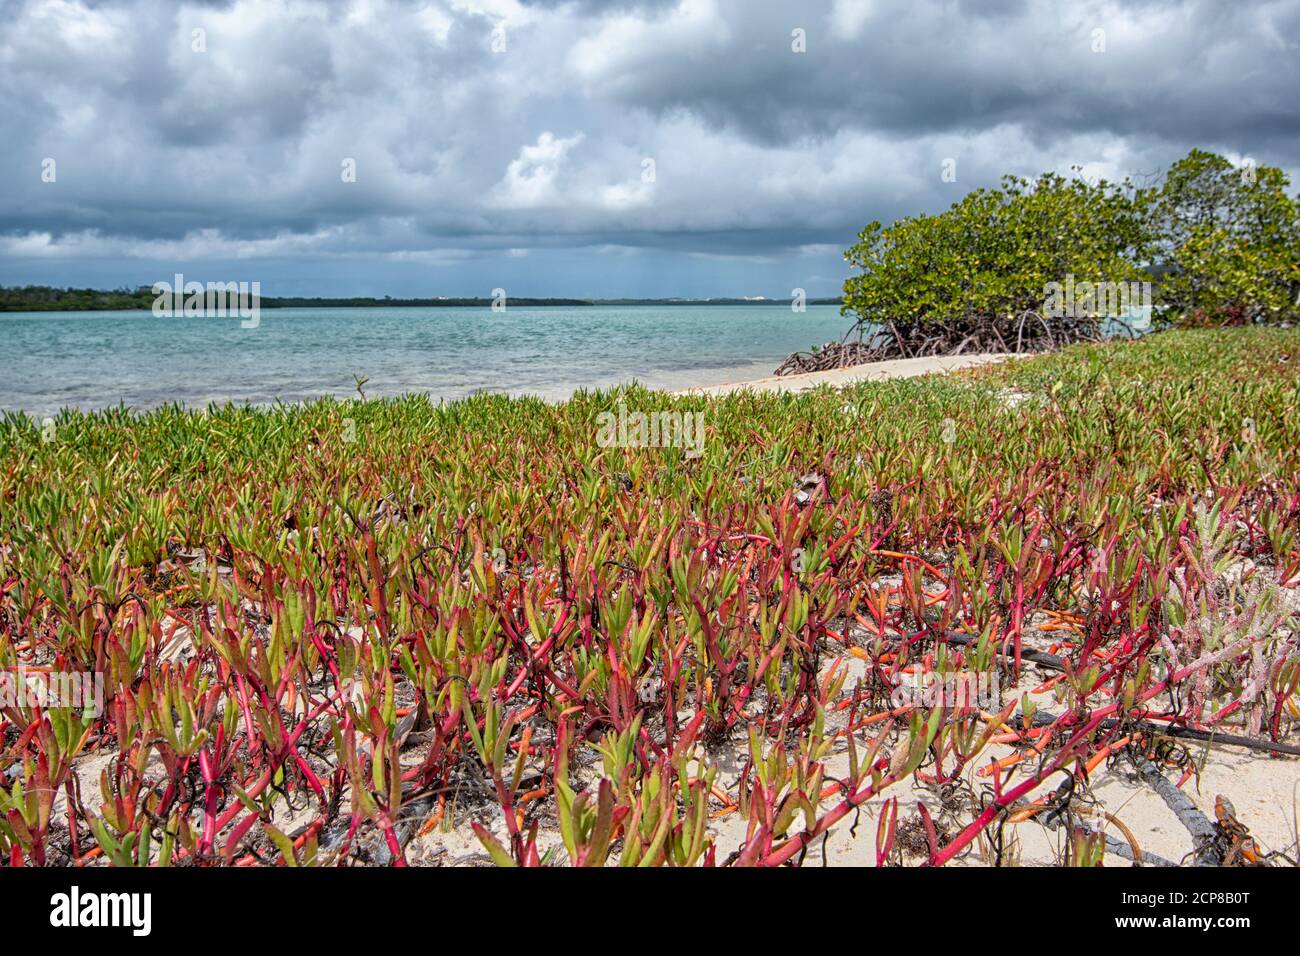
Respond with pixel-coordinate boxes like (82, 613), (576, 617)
(829, 0), (874, 39)
(488, 131), (587, 209)
(416, 2), (454, 43)
(569, 0), (729, 87)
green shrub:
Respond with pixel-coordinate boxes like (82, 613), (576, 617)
(1143, 149), (1300, 326)
(838, 149), (1299, 356)
(842, 172), (1149, 355)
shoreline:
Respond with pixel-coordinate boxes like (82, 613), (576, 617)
(678, 352), (1015, 396)
(0, 304), (854, 418)
(0, 352), (1015, 420)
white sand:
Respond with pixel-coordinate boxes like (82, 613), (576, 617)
(679, 353), (1015, 397)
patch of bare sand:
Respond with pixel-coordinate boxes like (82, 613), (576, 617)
(679, 353), (1015, 397)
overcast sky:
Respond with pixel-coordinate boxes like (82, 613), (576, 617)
(1, 0), (1297, 298)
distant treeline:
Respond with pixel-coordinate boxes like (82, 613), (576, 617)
(0, 286), (842, 312)
(1, 286), (157, 311)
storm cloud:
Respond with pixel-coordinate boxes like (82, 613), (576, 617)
(1, 0), (1297, 297)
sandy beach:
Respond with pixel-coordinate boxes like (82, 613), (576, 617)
(680, 353), (1015, 396)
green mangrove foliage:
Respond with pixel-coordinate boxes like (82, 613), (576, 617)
(817, 149), (1300, 367)
(1147, 149), (1300, 325)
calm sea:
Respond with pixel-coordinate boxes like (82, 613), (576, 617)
(0, 305), (851, 418)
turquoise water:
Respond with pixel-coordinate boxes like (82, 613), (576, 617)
(0, 305), (851, 418)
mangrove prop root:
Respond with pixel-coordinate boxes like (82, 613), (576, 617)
(774, 312), (1123, 376)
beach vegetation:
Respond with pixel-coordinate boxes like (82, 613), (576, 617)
(1, 328), (1297, 866)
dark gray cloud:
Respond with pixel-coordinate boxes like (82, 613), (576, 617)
(1, 0), (1296, 297)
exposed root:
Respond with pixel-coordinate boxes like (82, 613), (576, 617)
(774, 312), (1129, 376)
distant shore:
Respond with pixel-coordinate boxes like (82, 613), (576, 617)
(0, 285), (843, 312)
